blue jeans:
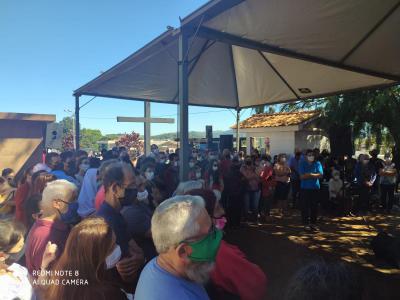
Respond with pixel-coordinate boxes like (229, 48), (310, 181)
(244, 190), (261, 214)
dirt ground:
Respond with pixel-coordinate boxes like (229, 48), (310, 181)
(224, 209), (400, 300)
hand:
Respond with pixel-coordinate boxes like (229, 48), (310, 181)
(116, 240), (144, 282)
(41, 241), (58, 270)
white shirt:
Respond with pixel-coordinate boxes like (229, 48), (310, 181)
(0, 263), (34, 300)
(329, 178), (343, 198)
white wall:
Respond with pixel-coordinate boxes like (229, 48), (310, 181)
(245, 130), (295, 157)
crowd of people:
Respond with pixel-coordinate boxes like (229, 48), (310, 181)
(0, 144), (395, 299)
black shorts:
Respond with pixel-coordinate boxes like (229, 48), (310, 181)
(274, 181), (290, 200)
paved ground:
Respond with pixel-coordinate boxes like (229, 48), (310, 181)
(224, 209), (400, 300)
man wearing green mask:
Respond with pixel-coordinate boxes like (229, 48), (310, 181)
(135, 195), (223, 300)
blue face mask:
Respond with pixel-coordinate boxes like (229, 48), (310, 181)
(59, 202), (80, 225)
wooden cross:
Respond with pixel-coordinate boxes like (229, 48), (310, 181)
(117, 102), (174, 155)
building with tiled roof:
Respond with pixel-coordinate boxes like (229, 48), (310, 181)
(234, 110), (321, 129)
(232, 110), (329, 156)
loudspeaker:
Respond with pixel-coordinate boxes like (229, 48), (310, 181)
(219, 135), (233, 153)
(328, 125), (354, 157)
(206, 126), (213, 141)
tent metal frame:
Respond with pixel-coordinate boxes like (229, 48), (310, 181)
(73, 0), (399, 181)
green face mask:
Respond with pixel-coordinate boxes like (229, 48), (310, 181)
(186, 227), (223, 262)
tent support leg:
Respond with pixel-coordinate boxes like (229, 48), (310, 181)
(75, 95), (80, 151)
(178, 31), (189, 182)
(236, 108), (240, 152)
(144, 101), (151, 155)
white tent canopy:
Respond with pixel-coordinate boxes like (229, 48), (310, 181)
(74, 0), (400, 179)
(75, 0), (399, 107)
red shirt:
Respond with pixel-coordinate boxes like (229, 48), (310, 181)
(25, 219), (69, 276)
(95, 185), (106, 211)
(260, 165), (275, 197)
(211, 240), (267, 300)
(14, 182), (30, 225)
(220, 159), (232, 177)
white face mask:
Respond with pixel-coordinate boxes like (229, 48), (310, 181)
(173, 161), (178, 167)
(145, 171), (154, 181)
(189, 162), (195, 168)
(105, 245), (121, 269)
(196, 171), (202, 179)
(137, 189), (149, 202)
(307, 155), (315, 162)
(333, 175), (340, 180)
(212, 166), (218, 171)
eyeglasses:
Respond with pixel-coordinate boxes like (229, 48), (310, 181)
(57, 199), (72, 206)
(181, 224), (216, 244)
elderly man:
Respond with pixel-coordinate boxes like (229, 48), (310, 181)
(25, 179), (77, 276)
(135, 195), (223, 300)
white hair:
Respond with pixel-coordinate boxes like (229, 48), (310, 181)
(174, 180), (203, 196)
(41, 179), (77, 209)
(151, 195), (205, 254)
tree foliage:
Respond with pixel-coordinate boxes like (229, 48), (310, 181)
(278, 85), (400, 157)
(116, 131), (144, 152)
(80, 129), (103, 150)
(62, 131), (74, 151)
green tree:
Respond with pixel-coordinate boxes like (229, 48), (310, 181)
(80, 129), (103, 150)
(60, 117), (73, 134)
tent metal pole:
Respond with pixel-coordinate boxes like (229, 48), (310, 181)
(178, 31), (189, 181)
(236, 108), (240, 152)
(74, 95), (80, 151)
(144, 101), (151, 156)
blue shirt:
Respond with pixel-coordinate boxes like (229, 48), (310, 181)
(50, 170), (78, 185)
(96, 202), (130, 257)
(135, 257), (209, 300)
(299, 160), (323, 190)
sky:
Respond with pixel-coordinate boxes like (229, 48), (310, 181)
(0, 0), (254, 136)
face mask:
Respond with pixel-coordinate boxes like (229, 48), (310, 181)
(59, 202), (80, 225)
(295, 152), (301, 157)
(187, 228), (223, 262)
(159, 159), (166, 164)
(152, 149), (159, 155)
(196, 171), (202, 179)
(362, 159), (369, 165)
(246, 161), (252, 166)
(189, 162), (195, 168)
(385, 158), (392, 163)
(214, 217), (227, 230)
(212, 166), (218, 171)
(192, 153), (198, 158)
(173, 161), (178, 167)
(137, 189), (149, 202)
(121, 188), (137, 206)
(209, 156), (217, 161)
(333, 175), (340, 180)
(198, 157), (203, 162)
(280, 158), (286, 163)
(105, 245), (121, 269)
(307, 156), (315, 162)
(145, 171), (154, 181)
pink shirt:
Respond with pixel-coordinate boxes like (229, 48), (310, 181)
(25, 219), (69, 276)
(95, 185), (106, 211)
